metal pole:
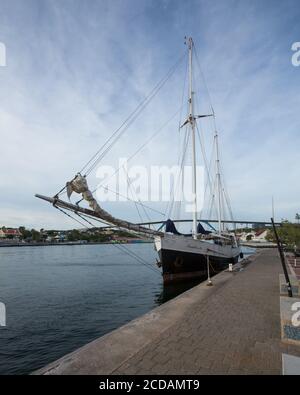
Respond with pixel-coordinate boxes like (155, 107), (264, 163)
(206, 254), (212, 286)
(271, 217), (293, 297)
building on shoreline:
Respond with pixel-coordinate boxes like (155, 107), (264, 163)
(237, 229), (269, 243)
(0, 228), (21, 240)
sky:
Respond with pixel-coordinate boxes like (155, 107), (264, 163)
(0, 0), (300, 230)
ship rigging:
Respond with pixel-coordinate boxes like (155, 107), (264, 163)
(36, 37), (241, 283)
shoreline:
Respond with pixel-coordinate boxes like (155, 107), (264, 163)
(0, 240), (153, 248)
(240, 241), (276, 248)
(0, 240), (271, 249)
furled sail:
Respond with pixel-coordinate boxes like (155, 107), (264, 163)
(63, 173), (161, 237)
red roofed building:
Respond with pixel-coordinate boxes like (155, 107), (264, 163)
(0, 228), (21, 239)
(253, 229), (268, 241)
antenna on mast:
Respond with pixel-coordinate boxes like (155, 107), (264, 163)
(272, 196), (275, 221)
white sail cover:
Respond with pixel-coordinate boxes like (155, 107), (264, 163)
(66, 174), (159, 236)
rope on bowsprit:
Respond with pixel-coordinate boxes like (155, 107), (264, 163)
(271, 217), (293, 297)
(54, 203), (161, 276)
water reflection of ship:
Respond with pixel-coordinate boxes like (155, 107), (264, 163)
(155, 279), (202, 306)
(154, 247), (255, 305)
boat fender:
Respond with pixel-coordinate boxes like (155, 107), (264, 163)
(240, 252), (244, 259)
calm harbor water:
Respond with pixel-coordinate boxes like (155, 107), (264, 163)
(0, 243), (254, 375)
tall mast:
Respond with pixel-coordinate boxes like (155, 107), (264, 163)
(215, 128), (222, 235)
(188, 37), (198, 239)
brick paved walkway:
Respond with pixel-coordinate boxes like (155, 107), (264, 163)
(287, 256), (300, 280)
(113, 249), (300, 375)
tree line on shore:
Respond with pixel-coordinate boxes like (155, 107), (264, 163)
(1, 226), (135, 243)
(265, 221), (300, 248)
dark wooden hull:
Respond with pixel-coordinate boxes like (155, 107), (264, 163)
(159, 248), (239, 284)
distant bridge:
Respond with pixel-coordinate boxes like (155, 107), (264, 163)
(90, 217), (298, 230)
(136, 219), (283, 227)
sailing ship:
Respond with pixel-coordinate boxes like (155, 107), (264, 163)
(36, 37), (242, 284)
